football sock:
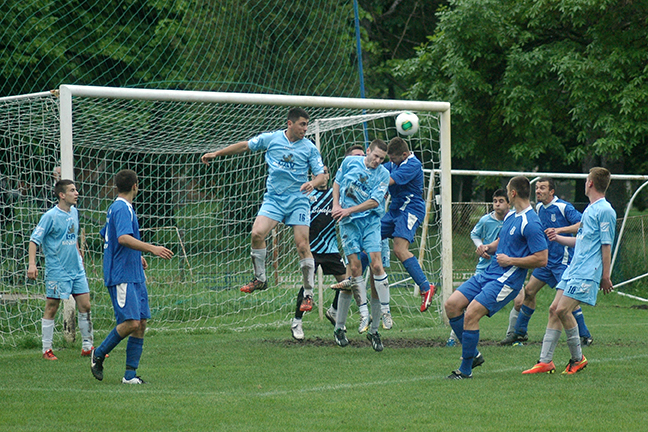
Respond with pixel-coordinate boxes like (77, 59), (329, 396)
(354, 276), (367, 306)
(402, 256), (430, 293)
(42, 318), (54, 352)
(506, 307), (520, 336)
(515, 304), (535, 335)
(370, 297), (381, 333)
(294, 287), (305, 319)
(335, 291), (352, 330)
(250, 248), (267, 283)
(96, 327), (125, 359)
(539, 328), (561, 364)
(449, 314), (465, 343)
(124, 336), (144, 380)
(565, 326), (582, 362)
(300, 258), (315, 297)
(373, 273), (390, 314)
(78, 312), (93, 350)
(332, 290), (340, 309)
(359, 252), (369, 275)
(459, 329), (479, 376)
(572, 307), (591, 338)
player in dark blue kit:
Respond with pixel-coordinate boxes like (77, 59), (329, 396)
(445, 176), (548, 379)
(382, 137), (436, 313)
(91, 170), (173, 384)
(501, 177), (593, 346)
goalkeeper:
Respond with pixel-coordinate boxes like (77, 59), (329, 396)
(201, 108), (326, 311)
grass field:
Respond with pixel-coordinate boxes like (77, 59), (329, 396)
(1, 288), (647, 432)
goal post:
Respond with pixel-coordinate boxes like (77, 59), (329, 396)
(54, 85), (453, 337)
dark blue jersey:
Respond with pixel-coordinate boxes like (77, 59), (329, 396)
(308, 188), (338, 254)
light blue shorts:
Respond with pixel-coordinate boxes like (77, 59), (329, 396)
(45, 274), (89, 300)
(340, 216), (383, 256)
(557, 278), (599, 306)
(107, 282), (151, 324)
(458, 272), (521, 317)
(531, 264), (568, 289)
(258, 192), (310, 226)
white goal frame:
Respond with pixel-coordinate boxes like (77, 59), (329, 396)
(57, 84), (454, 327)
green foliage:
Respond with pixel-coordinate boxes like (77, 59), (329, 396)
(395, 0), (648, 174)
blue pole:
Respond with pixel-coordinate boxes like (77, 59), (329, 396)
(353, 0), (369, 146)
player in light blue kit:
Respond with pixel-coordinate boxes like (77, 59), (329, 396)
(331, 139), (390, 351)
(445, 176), (548, 379)
(471, 189), (511, 275)
(523, 167), (615, 375)
(91, 170), (173, 384)
(201, 108), (326, 312)
(501, 177), (593, 346)
(28, 179), (94, 360)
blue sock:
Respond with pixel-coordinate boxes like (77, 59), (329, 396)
(124, 336), (144, 380)
(402, 256), (430, 292)
(449, 314), (465, 343)
(359, 252), (369, 275)
(515, 304), (535, 335)
(95, 327), (124, 359)
(572, 307), (591, 338)
(460, 330), (480, 376)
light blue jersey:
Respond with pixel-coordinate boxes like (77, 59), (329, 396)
(537, 196), (582, 267)
(334, 155), (390, 223)
(471, 211), (505, 274)
(30, 205), (85, 281)
(100, 198), (145, 287)
(562, 198), (616, 283)
(248, 130), (324, 196)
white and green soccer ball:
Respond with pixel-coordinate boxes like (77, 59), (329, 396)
(395, 112), (419, 136)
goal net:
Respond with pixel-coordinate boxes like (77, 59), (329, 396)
(0, 87), (449, 347)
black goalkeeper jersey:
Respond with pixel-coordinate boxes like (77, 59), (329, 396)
(308, 188), (339, 255)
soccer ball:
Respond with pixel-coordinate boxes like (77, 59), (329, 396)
(395, 112), (419, 136)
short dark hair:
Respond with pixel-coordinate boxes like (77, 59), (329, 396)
(589, 167), (611, 193)
(536, 176), (555, 192)
(54, 179), (74, 199)
(509, 176), (530, 200)
(115, 169), (138, 193)
(493, 188), (508, 203)
(387, 137), (409, 155)
(287, 107), (309, 123)
(368, 139), (387, 153)
(345, 144), (365, 156)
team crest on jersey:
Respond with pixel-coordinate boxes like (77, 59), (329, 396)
(277, 154), (296, 171)
(551, 214), (556, 222)
(509, 226), (516, 236)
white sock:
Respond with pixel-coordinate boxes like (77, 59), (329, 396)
(370, 297), (381, 333)
(507, 307), (519, 335)
(353, 276), (367, 307)
(251, 248), (267, 282)
(539, 328), (562, 364)
(335, 291), (353, 330)
(78, 312), (93, 350)
(373, 273), (390, 314)
(42, 318), (55, 352)
(300, 258), (315, 297)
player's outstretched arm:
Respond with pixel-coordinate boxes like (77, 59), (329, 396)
(201, 141), (250, 165)
(118, 234), (174, 260)
(27, 241), (39, 280)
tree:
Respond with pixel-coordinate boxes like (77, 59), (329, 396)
(394, 0), (648, 203)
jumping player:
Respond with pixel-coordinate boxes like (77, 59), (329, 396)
(201, 108), (326, 312)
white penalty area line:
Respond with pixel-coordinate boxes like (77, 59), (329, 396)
(3, 353), (647, 399)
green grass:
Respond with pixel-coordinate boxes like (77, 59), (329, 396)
(1, 289), (647, 431)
